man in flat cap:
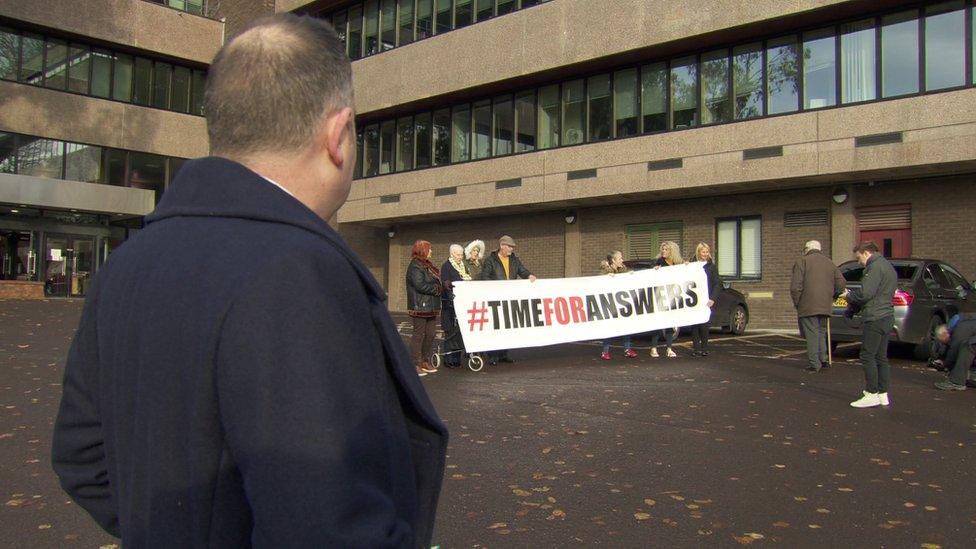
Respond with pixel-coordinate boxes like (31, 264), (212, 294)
(479, 235), (536, 363)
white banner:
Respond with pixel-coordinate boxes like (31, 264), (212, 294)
(452, 262), (713, 352)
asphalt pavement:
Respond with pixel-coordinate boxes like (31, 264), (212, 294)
(2, 300), (974, 548)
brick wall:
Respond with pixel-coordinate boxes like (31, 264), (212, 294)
(337, 224), (389, 288)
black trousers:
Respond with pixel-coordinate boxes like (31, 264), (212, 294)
(410, 315), (438, 367)
(691, 321), (710, 352)
(860, 316), (893, 393)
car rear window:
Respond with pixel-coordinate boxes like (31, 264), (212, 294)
(840, 263), (917, 282)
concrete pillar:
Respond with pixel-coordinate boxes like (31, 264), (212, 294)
(564, 212), (581, 277)
(830, 185), (855, 264)
(387, 233), (405, 311)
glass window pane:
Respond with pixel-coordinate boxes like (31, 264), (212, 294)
(363, 124), (379, 176)
(803, 28), (836, 109)
(0, 131), (16, 174)
(561, 79), (584, 145)
(587, 74), (611, 141)
(476, 0), (493, 21)
(132, 57), (153, 106)
(112, 53), (133, 102)
(44, 39), (68, 90)
(881, 12), (919, 98)
(498, 0), (516, 15)
(416, 112), (433, 168)
(379, 119), (395, 174)
(152, 62), (172, 109)
(190, 70), (206, 115)
(521, 0), (541, 6)
(432, 108), (451, 165)
(17, 136), (64, 179)
(472, 99), (491, 159)
(185, 0), (204, 15)
(169, 157), (187, 185)
(90, 49), (112, 98)
(840, 19), (876, 104)
(65, 142), (102, 183)
(741, 218), (761, 278)
(128, 152), (167, 204)
(613, 68), (638, 137)
(925, 1), (965, 90)
(380, 0), (396, 51)
(716, 220), (737, 277)
(537, 84), (559, 149)
(364, 0), (380, 56)
(398, 0), (415, 46)
(451, 104), (470, 162)
(455, 0), (472, 28)
(416, 0), (433, 39)
(0, 28), (19, 81)
(67, 44), (90, 94)
(333, 11), (348, 49)
(395, 116), (414, 171)
(733, 43), (763, 119)
(670, 55), (698, 128)
(766, 35), (799, 114)
(348, 6), (364, 58)
(19, 33), (43, 84)
(515, 90), (536, 152)
(353, 132), (364, 179)
(435, 0), (452, 34)
(101, 148), (126, 186)
(493, 95), (513, 156)
(701, 49), (730, 125)
(641, 62), (667, 132)
(171, 66), (191, 113)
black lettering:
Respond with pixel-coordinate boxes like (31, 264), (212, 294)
(585, 295), (604, 321)
(615, 291), (634, 317)
(531, 298), (544, 327)
(654, 286), (670, 312)
(684, 281), (699, 307)
(488, 301), (502, 329)
(501, 300), (511, 329)
(630, 288), (655, 314)
(599, 293), (619, 319)
(666, 284), (683, 309)
(511, 299), (532, 328)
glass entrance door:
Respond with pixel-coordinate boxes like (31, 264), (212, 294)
(44, 234), (95, 297)
(1, 229), (37, 280)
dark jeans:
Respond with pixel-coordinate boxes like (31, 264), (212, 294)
(651, 328), (674, 349)
(798, 315), (828, 369)
(410, 314), (438, 367)
(860, 316), (893, 393)
(602, 335), (633, 353)
(691, 321), (710, 352)
(948, 343), (976, 385)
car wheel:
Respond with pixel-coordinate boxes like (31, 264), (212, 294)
(913, 315), (943, 362)
(729, 305), (748, 335)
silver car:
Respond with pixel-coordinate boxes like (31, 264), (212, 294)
(830, 259), (976, 360)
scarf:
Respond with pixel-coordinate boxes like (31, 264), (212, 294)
(450, 257), (471, 281)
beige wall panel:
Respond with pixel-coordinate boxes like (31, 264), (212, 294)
(816, 89), (976, 140)
(0, 0), (222, 64)
(818, 126), (976, 176)
(0, 81), (208, 158)
(275, 0), (317, 13)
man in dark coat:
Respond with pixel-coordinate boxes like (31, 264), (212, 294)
(51, 15), (447, 548)
(790, 240), (846, 372)
(478, 235), (536, 363)
(934, 315), (976, 391)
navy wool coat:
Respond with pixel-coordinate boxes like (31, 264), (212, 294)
(51, 157), (448, 548)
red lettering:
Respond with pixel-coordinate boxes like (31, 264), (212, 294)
(543, 298), (555, 326)
(554, 297), (571, 325)
(569, 296), (586, 323)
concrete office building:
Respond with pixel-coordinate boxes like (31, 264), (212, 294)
(279, 0), (976, 329)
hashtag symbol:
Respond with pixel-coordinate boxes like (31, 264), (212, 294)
(467, 301), (489, 331)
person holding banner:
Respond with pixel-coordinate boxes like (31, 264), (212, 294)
(690, 242), (722, 357)
(600, 251), (639, 360)
(407, 240), (442, 376)
(440, 244), (470, 367)
(650, 241), (684, 358)
(479, 235), (536, 364)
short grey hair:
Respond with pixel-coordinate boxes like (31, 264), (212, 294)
(935, 324), (950, 341)
(205, 14), (354, 158)
(449, 244), (463, 256)
(804, 240), (822, 252)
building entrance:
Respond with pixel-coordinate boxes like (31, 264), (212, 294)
(0, 229), (37, 280)
(43, 234), (95, 297)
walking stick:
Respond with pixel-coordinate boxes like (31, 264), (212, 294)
(826, 316), (833, 366)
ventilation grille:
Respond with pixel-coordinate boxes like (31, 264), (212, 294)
(379, 194), (400, 204)
(434, 187), (457, 197)
(626, 223), (684, 260)
(647, 158), (683, 171)
(855, 132), (903, 147)
(495, 178), (522, 189)
(784, 209), (828, 227)
(743, 146), (783, 160)
(567, 168), (597, 180)
(857, 204), (911, 229)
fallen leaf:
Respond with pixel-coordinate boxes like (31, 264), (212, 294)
(634, 512), (651, 521)
(546, 509), (566, 520)
(816, 508), (831, 514)
(924, 506), (937, 511)
(644, 498), (656, 506)
(904, 502), (916, 508)
(487, 522), (508, 530)
(512, 489), (532, 497)
(772, 521), (790, 528)
(38, 524), (51, 530)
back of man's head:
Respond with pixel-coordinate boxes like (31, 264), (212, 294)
(804, 240), (821, 253)
(205, 15), (352, 160)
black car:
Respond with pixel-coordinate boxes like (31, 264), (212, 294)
(623, 260), (749, 334)
(829, 259), (976, 360)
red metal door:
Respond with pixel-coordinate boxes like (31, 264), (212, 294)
(859, 229), (911, 258)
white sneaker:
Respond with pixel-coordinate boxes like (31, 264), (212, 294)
(850, 391), (882, 408)
(650, 348), (659, 358)
(878, 393), (890, 406)
(666, 348), (677, 358)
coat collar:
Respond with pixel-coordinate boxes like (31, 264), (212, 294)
(148, 157), (387, 301)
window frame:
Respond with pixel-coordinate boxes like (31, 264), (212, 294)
(715, 215), (763, 280)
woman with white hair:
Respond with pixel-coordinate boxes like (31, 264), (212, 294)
(650, 241), (684, 358)
(440, 244), (471, 367)
(464, 239), (485, 280)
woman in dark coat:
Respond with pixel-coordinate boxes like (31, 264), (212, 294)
(440, 244), (471, 367)
(691, 242), (722, 357)
(406, 240), (441, 376)
(650, 241), (684, 358)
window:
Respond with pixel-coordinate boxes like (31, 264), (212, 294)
(415, 112), (432, 168)
(44, 39), (68, 90)
(102, 148), (126, 186)
(380, 0), (396, 52)
(112, 53), (133, 101)
(803, 28), (836, 109)
(432, 108), (450, 165)
(475, 0), (493, 22)
(766, 35), (799, 114)
(348, 5), (364, 58)
(493, 95), (514, 156)
(0, 28), (19, 81)
(67, 44), (90, 94)
(881, 11), (919, 97)
(733, 43), (763, 119)
(417, 0), (434, 39)
(17, 136), (65, 179)
(455, 0), (473, 28)
(472, 99), (491, 159)
(925, 1), (966, 90)
(128, 151), (167, 204)
(152, 62), (172, 109)
(333, 11), (348, 47)
(626, 222), (683, 260)
(435, 0), (452, 34)
(514, 90), (536, 152)
(353, 132), (364, 179)
(641, 62), (667, 132)
(561, 79), (585, 145)
(65, 142), (103, 183)
(395, 116), (414, 172)
(19, 33), (43, 84)
(498, 0), (517, 15)
(363, 124), (379, 176)
(190, 70), (206, 115)
(613, 68), (638, 137)
(379, 119), (395, 174)
(0, 132), (16, 173)
(717, 217), (761, 279)
(587, 74), (612, 141)
(670, 56), (697, 128)
(132, 57), (153, 106)
(171, 66), (191, 113)
(364, 0), (380, 56)
(840, 19), (876, 104)
(701, 49), (730, 124)
(398, 0), (415, 46)
(537, 84), (559, 149)
(451, 104), (470, 162)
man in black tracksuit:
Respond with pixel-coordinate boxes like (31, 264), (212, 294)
(479, 235), (535, 364)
